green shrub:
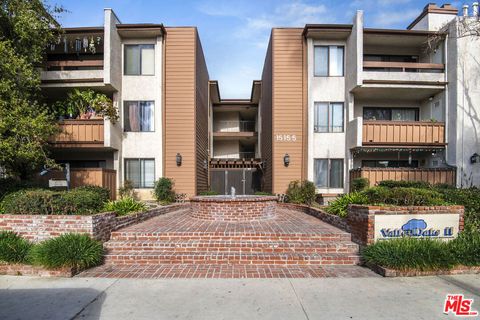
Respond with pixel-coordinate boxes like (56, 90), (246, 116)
(286, 180), (316, 205)
(74, 185), (110, 203)
(351, 177), (369, 192)
(0, 231), (33, 264)
(199, 190), (219, 196)
(0, 178), (43, 202)
(153, 178), (175, 204)
(362, 187), (446, 206)
(362, 237), (455, 271)
(119, 180), (136, 199)
(435, 187), (480, 231)
(103, 197), (147, 216)
(449, 231), (480, 266)
(31, 234), (103, 271)
(254, 191), (273, 196)
(377, 180), (431, 189)
(1, 189), (107, 215)
(326, 192), (369, 218)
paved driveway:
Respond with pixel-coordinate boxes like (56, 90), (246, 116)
(0, 274), (479, 320)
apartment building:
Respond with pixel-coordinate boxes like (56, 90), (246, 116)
(43, 9), (209, 199)
(42, 3), (480, 199)
(259, 3), (480, 200)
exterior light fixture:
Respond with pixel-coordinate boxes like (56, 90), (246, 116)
(283, 154), (290, 167)
(470, 153), (480, 164)
(176, 153), (182, 166)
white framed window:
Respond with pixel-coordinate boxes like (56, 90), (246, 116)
(124, 44), (155, 75)
(314, 102), (344, 133)
(124, 101), (154, 132)
(124, 159), (155, 188)
(314, 45), (344, 76)
(314, 159), (344, 188)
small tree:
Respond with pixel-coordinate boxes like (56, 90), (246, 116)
(286, 180), (316, 205)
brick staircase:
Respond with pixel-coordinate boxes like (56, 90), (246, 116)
(102, 207), (360, 267)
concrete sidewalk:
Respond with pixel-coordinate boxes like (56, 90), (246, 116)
(0, 274), (479, 320)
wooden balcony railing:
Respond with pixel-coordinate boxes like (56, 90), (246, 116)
(45, 60), (104, 71)
(350, 167), (456, 188)
(362, 121), (445, 146)
(363, 61), (445, 72)
(51, 119), (104, 148)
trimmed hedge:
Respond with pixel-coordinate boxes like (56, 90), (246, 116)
(30, 233), (103, 271)
(351, 177), (369, 192)
(1, 188), (107, 215)
(436, 187), (480, 231)
(377, 180), (432, 189)
(154, 178), (175, 204)
(362, 186), (446, 206)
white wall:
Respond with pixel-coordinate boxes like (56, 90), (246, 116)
(213, 112), (240, 132)
(120, 37), (163, 198)
(213, 140), (240, 158)
(307, 38), (347, 194)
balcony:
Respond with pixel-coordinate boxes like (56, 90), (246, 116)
(362, 61), (445, 85)
(348, 119), (446, 148)
(51, 119), (105, 148)
(350, 167), (456, 187)
(41, 60), (104, 84)
(213, 120), (257, 140)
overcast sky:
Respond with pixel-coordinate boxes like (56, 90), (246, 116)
(48, 0), (461, 98)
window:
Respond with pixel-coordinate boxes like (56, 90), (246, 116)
(124, 101), (154, 132)
(125, 159), (155, 188)
(363, 107), (419, 121)
(314, 102), (344, 133)
(124, 44), (155, 75)
(314, 159), (344, 188)
(314, 45), (344, 76)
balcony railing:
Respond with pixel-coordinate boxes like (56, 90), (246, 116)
(214, 120), (256, 132)
(51, 119), (104, 148)
(363, 61), (445, 72)
(362, 120), (445, 146)
(45, 59), (104, 71)
(350, 167), (456, 188)
(238, 152), (256, 159)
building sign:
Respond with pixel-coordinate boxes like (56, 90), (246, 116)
(275, 134), (297, 142)
(49, 179), (68, 188)
(374, 214), (460, 241)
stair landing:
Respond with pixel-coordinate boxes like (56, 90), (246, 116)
(80, 206), (376, 278)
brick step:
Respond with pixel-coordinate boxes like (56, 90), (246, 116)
(104, 240), (359, 254)
(110, 232), (352, 242)
(104, 251), (360, 266)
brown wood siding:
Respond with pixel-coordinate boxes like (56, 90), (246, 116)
(362, 121), (446, 146)
(195, 32), (209, 194)
(350, 167), (456, 187)
(164, 28), (197, 196)
(271, 28), (305, 194)
(51, 120), (104, 148)
(260, 36), (273, 193)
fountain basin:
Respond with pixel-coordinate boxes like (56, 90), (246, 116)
(190, 195), (277, 222)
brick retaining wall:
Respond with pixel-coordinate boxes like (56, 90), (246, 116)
(0, 203), (187, 242)
(278, 203), (347, 231)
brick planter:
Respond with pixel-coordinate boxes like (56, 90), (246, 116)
(190, 196), (277, 222)
(0, 203), (187, 242)
(278, 203), (348, 231)
(0, 262), (74, 277)
(347, 205), (464, 246)
(366, 263), (480, 277)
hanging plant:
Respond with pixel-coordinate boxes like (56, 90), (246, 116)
(53, 89), (119, 123)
